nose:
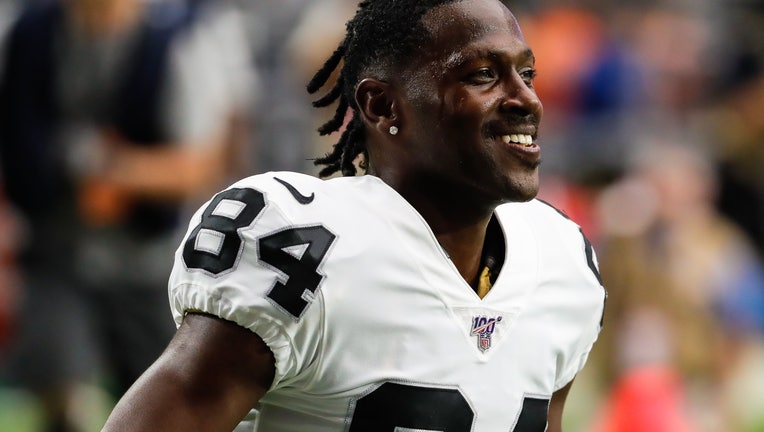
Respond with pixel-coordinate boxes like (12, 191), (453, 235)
(499, 74), (543, 117)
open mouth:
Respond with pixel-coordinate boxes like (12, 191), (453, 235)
(498, 134), (534, 147)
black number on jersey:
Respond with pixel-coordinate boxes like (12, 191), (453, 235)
(259, 226), (336, 319)
(182, 187), (336, 319)
(183, 188), (265, 275)
(347, 382), (549, 431)
(348, 382), (473, 431)
(513, 397), (550, 431)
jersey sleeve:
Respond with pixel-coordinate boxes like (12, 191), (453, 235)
(167, 174), (329, 388)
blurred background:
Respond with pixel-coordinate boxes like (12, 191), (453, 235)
(0, 0), (763, 431)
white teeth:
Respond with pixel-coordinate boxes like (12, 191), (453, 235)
(500, 134), (534, 146)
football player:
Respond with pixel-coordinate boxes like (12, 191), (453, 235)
(102, 0), (606, 430)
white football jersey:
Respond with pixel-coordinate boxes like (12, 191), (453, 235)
(168, 172), (606, 432)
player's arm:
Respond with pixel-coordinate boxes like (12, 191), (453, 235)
(546, 379), (574, 432)
(102, 313), (275, 432)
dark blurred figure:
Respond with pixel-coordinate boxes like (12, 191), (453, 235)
(0, 0), (255, 430)
(240, 0), (318, 175)
(711, 0), (764, 257)
(0, 0), (21, 356)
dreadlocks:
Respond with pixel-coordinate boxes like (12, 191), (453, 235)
(308, 0), (460, 178)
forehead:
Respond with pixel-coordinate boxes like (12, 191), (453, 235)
(419, 0), (527, 61)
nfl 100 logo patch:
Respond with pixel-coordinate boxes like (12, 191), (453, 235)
(470, 315), (503, 352)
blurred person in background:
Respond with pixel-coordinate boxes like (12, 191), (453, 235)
(238, 0), (321, 175)
(593, 140), (764, 432)
(0, 0), (256, 430)
(712, 48), (764, 258)
(229, 0), (361, 177)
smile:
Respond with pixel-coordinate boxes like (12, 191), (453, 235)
(500, 134), (534, 147)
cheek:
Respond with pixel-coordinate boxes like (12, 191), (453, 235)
(439, 95), (490, 128)
(450, 90), (499, 129)
(447, 91), (473, 113)
(444, 87), (489, 112)
(482, 97), (496, 112)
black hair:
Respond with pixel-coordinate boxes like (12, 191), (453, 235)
(308, 0), (460, 178)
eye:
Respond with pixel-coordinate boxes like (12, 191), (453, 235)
(465, 67), (497, 85)
(520, 68), (538, 87)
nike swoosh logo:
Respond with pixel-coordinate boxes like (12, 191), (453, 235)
(274, 177), (315, 204)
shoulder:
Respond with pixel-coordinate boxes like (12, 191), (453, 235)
(497, 198), (582, 233)
(168, 172), (385, 384)
(497, 198), (603, 285)
(228, 171), (324, 195)
(495, 199), (587, 257)
(230, 171), (389, 207)
(224, 171), (363, 215)
(180, 172), (384, 254)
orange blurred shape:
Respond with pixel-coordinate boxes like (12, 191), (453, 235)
(78, 178), (130, 226)
(520, 7), (604, 110)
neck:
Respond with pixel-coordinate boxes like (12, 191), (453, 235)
(380, 173), (496, 288)
(436, 218), (492, 289)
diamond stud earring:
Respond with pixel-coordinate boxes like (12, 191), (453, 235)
(389, 126), (399, 135)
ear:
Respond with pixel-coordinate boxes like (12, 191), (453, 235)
(355, 78), (398, 135)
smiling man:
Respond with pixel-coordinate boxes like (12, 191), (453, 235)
(102, 1), (606, 431)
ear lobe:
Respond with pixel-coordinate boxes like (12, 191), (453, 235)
(355, 78), (397, 134)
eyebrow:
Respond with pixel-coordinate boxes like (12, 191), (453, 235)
(520, 48), (535, 63)
(490, 48), (535, 64)
(443, 47), (536, 69)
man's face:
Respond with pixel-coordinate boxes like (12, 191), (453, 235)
(395, 0), (543, 204)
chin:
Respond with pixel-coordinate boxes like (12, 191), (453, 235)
(505, 189), (538, 203)
(491, 187), (537, 207)
(500, 175), (539, 203)
(468, 170), (539, 205)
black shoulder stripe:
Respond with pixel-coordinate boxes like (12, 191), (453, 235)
(580, 228), (602, 285)
(579, 228), (607, 328)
